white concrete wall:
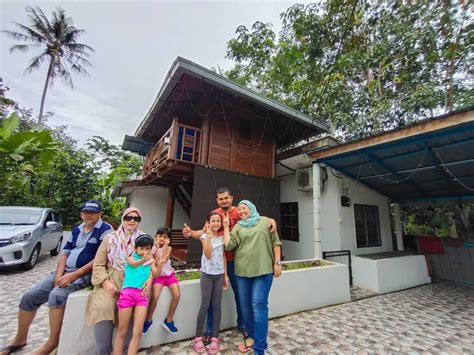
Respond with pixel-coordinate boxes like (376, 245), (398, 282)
(279, 166), (393, 261)
(280, 174), (315, 261)
(337, 173), (393, 256)
(126, 186), (189, 236)
(58, 262), (350, 354)
(376, 255), (431, 293)
(352, 255), (431, 293)
(320, 169), (342, 253)
(352, 255), (379, 291)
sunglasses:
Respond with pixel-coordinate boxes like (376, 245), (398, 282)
(123, 215), (141, 222)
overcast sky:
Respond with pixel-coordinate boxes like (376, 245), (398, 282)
(1, 0), (308, 147)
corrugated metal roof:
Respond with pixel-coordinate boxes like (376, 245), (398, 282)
(314, 109), (474, 203)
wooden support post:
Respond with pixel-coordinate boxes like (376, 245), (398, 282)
(165, 184), (176, 228)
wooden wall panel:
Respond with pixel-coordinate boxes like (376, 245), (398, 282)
(207, 103), (275, 178)
(208, 118), (231, 169)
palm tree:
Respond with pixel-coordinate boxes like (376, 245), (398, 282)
(3, 6), (93, 124)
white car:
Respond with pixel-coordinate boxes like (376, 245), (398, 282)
(0, 206), (64, 270)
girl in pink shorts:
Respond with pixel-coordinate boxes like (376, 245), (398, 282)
(143, 226), (181, 334)
(113, 234), (157, 355)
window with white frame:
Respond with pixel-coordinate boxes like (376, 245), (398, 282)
(354, 204), (381, 248)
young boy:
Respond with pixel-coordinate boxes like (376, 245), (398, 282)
(143, 226), (181, 334)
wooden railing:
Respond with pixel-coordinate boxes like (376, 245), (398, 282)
(142, 118), (202, 179)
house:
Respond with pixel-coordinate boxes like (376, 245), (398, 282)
(116, 57), (329, 263)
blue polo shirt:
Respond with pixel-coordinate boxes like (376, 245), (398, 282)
(62, 219), (112, 270)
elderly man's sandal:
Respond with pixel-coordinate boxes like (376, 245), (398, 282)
(0, 343), (27, 354)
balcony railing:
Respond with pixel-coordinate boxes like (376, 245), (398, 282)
(143, 119), (202, 179)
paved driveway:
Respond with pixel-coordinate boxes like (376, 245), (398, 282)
(149, 281), (474, 354)
(1, 254), (473, 355)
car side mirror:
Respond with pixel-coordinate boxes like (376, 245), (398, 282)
(46, 221), (58, 228)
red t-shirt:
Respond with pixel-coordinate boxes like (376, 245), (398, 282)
(212, 206), (240, 261)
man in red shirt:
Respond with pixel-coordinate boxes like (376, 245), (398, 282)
(183, 187), (276, 341)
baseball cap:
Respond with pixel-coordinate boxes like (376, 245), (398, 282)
(81, 200), (102, 213)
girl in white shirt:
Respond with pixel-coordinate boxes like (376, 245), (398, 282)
(193, 212), (228, 354)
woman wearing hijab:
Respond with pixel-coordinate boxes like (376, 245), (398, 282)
(86, 207), (158, 355)
(223, 200), (282, 355)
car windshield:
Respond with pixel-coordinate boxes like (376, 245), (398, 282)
(0, 209), (43, 225)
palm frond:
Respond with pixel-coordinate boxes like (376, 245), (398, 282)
(62, 29), (86, 45)
(64, 54), (91, 76)
(63, 51), (93, 67)
(57, 57), (74, 89)
(64, 42), (94, 55)
(26, 6), (54, 42)
(24, 52), (50, 73)
(4, 24), (46, 44)
(9, 44), (41, 54)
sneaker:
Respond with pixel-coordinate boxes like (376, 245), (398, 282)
(162, 319), (178, 334)
(142, 320), (153, 334)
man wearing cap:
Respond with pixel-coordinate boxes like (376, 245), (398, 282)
(0, 201), (113, 355)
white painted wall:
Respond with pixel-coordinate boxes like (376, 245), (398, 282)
(126, 186), (188, 236)
(352, 255), (431, 293)
(58, 262), (350, 354)
(280, 174), (315, 261)
(320, 168), (342, 253)
(279, 163), (393, 261)
(335, 173), (393, 256)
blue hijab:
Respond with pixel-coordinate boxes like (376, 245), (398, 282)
(237, 200), (261, 228)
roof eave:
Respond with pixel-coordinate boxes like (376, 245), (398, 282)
(135, 57), (330, 138)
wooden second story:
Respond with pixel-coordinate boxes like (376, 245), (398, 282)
(124, 57), (329, 187)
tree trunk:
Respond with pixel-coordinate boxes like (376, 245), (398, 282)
(38, 57), (54, 125)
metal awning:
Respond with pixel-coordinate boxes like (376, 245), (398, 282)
(310, 108), (474, 204)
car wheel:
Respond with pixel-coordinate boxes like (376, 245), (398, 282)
(22, 244), (41, 270)
(50, 236), (63, 256)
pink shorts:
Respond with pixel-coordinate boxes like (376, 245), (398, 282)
(152, 273), (179, 287)
(117, 287), (149, 309)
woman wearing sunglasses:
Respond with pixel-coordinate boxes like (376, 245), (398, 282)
(85, 207), (160, 354)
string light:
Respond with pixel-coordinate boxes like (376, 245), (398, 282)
(363, 149), (428, 184)
(219, 95), (270, 158)
(431, 146), (474, 192)
(183, 83), (218, 117)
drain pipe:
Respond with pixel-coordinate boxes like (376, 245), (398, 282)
(313, 162), (323, 259)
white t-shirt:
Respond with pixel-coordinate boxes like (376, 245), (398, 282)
(200, 234), (225, 275)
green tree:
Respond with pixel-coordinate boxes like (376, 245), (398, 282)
(87, 135), (143, 224)
(225, 0), (473, 139)
(0, 112), (59, 205)
(3, 6), (94, 124)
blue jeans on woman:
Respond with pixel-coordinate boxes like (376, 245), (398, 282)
(235, 273), (273, 355)
(205, 261), (244, 335)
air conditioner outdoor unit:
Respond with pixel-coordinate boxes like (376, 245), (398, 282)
(296, 167), (313, 191)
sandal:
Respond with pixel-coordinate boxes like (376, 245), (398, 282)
(0, 343), (27, 354)
(203, 334), (212, 345)
(208, 337), (220, 354)
(238, 337), (253, 353)
(193, 337), (206, 353)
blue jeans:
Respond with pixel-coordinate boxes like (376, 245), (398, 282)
(235, 273), (273, 355)
(205, 261), (244, 335)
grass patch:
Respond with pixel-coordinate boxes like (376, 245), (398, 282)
(282, 260), (332, 270)
(176, 270), (201, 281)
